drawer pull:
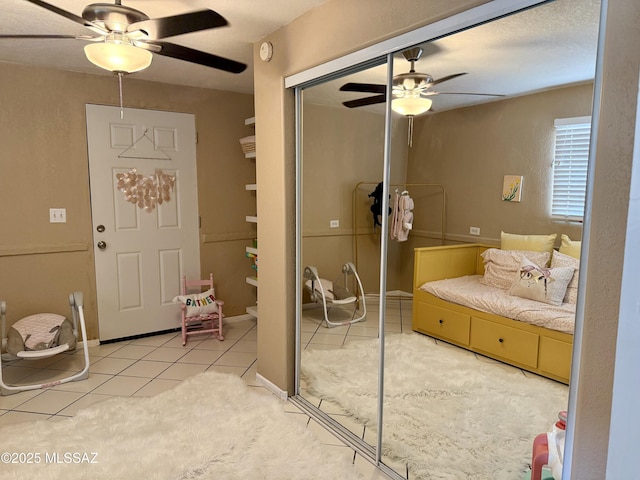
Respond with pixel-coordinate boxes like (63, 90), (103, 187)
(498, 338), (504, 343)
(438, 319), (444, 324)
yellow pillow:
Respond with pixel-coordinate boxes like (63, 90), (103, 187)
(500, 231), (557, 254)
(559, 234), (582, 259)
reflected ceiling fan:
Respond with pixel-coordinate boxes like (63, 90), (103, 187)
(340, 47), (504, 113)
(0, 0), (247, 75)
(340, 47), (503, 145)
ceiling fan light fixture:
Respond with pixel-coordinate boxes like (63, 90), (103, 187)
(392, 96), (433, 116)
(84, 34), (152, 74)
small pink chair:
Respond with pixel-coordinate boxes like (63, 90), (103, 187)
(178, 274), (224, 346)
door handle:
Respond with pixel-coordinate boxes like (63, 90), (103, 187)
(97, 241), (107, 250)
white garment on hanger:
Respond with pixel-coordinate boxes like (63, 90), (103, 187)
(397, 193), (414, 242)
(390, 190), (414, 242)
(390, 190), (401, 240)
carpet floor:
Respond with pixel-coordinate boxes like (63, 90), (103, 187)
(301, 333), (569, 480)
(0, 372), (362, 480)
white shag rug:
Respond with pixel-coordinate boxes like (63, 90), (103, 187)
(0, 372), (362, 480)
(301, 333), (569, 480)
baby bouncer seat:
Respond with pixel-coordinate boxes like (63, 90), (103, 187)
(303, 262), (367, 328)
(0, 292), (90, 396)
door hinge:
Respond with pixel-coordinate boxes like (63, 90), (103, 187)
(195, 131), (198, 144)
(199, 216), (201, 228)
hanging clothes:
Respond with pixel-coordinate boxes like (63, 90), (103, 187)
(390, 190), (401, 240)
(391, 190), (414, 242)
(368, 182), (391, 230)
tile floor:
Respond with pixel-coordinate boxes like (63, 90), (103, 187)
(0, 316), (392, 480)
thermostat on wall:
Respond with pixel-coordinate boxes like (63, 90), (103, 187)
(260, 42), (273, 62)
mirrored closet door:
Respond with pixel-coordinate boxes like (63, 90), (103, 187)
(295, 59), (390, 456)
(293, 1), (601, 479)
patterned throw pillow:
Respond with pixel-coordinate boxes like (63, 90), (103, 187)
(173, 288), (218, 317)
(480, 248), (551, 290)
(508, 257), (575, 306)
(551, 250), (580, 304)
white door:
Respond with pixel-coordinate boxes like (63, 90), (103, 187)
(86, 105), (200, 341)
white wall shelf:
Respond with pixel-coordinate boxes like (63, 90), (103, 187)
(244, 115), (258, 319)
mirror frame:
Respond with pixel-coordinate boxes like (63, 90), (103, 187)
(288, 1), (605, 477)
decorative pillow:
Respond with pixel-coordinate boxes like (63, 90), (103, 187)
(480, 248), (552, 290)
(173, 288), (217, 317)
(551, 250), (580, 304)
(559, 234), (582, 259)
(508, 257), (575, 306)
(501, 231), (557, 254)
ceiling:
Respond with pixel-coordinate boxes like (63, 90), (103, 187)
(0, 0), (601, 107)
(0, 0), (327, 94)
(306, 0), (602, 114)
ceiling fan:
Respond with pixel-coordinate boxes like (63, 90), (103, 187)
(0, 0), (247, 75)
(340, 47), (502, 115)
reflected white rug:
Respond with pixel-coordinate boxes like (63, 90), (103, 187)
(0, 372), (361, 480)
(302, 334), (569, 480)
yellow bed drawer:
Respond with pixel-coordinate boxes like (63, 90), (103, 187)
(414, 302), (470, 345)
(471, 317), (539, 368)
(538, 336), (573, 381)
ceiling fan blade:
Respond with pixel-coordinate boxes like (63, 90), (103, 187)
(129, 10), (228, 40)
(343, 95), (387, 108)
(426, 72), (467, 87)
(148, 41), (246, 73)
(425, 91), (505, 97)
(25, 0), (108, 34)
(340, 83), (386, 94)
(0, 34), (92, 39)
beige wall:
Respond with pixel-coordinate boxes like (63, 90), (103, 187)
(409, 83), (591, 243)
(0, 63), (256, 339)
(301, 102), (409, 293)
(254, 0), (640, 478)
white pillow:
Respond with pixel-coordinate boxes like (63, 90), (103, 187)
(173, 288), (218, 317)
(480, 248), (552, 290)
(508, 257), (575, 306)
(551, 250), (580, 304)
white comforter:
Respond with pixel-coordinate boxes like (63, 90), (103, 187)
(419, 275), (575, 334)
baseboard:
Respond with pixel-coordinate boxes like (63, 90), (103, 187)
(255, 373), (288, 401)
(224, 314), (256, 323)
(77, 339), (100, 348)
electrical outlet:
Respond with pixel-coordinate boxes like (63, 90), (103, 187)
(330, 220), (339, 228)
(50, 208), (67, 223)
(469, 226), (480, 236)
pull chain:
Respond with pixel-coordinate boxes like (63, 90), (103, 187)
(407, 115), (414, 147)
(118, 72), (124, 119)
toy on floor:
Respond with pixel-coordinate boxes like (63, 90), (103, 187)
(0, 292), (90, 396)
(303, 262), (367, 328)
(531, 410), (567, 480)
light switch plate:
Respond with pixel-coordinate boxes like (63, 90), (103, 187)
(50, 208), (66, 223)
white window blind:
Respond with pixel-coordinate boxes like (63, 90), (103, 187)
(552, 116), (591, 220)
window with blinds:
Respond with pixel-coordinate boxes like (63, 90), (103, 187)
(552, 116), (591, 220)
